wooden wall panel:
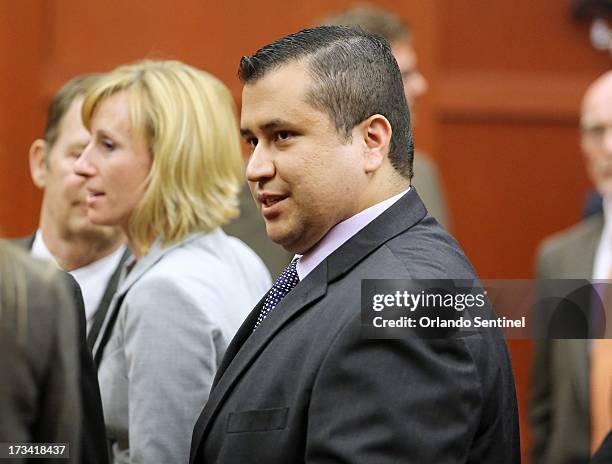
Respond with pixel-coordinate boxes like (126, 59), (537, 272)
(437, 0), (605, 73)
(0, 0), (46, 235)
(438, 121), (589, 278)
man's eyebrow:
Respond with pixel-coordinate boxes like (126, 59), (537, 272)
(240, 119), (293, 138)
(66, 141), (89, 151)
(261, 119), (291, 131)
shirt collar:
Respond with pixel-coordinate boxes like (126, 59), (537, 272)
(295, 188), (410, 280)
(31, 229), (59, 266)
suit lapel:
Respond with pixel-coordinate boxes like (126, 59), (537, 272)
(92, 235), (200, 362)
(327, 188), (427, 282)
(576, 214), (603, 277)
(191, 189), (428, 458)
(552, 215), (603, 415)
(87, 247), (130, 351)
(580, 214), (604, 414)
(572, 215), (602, 410)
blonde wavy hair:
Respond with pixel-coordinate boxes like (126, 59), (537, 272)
(82, 60), (244, 254)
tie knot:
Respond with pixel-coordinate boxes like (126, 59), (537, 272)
(277, 258), (299, 285)
(253, 259), (300, 331)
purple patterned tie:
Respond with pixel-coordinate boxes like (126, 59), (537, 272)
(253, 259), (300, 331)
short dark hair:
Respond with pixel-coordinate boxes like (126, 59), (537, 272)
(43, 74), (101, 151)
(239, 26), (413, 178)
(318, 4), (411, 44)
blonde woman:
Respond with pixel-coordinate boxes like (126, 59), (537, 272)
(74, 60), (271, 464)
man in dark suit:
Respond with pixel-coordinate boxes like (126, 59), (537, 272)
(190, 26), (519, 463)
(0, 242), (81, 462)
(18, 74), (127, 350)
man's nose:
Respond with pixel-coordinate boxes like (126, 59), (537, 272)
(246, 143), (275, 184)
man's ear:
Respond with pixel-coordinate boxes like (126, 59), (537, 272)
(358, 114), (392, 174)
(29, 139), (49, 188)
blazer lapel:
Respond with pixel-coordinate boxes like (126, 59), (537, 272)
(562, 214), (604, 414)
(87, 247), (131, 351)
(191, 189), (428, 456)
(577, 214), (603, 277)
(571, 215), (602, 410)
(327, 188), (427, 282)
(92, 235), (200, 362)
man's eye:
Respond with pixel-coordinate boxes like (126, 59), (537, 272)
(246, 137), (258, 148)
(275, 131), (291, 141)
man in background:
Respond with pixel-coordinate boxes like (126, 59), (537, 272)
(13, 74), (129, 464)
(0, 243), (81, 463)
(17, 74), (128, 348)
(532, 71), (612, 463)
(319, 3), (450, 229)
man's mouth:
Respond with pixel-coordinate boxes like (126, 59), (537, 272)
(259, 193), (288, 207)
(262, 197), (285, 207)
(258, 193), (289, 218)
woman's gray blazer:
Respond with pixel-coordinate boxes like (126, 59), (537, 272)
(94, 229), (271, 464)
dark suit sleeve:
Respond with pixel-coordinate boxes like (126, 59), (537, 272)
(304, 314), (509, 463)
(62, 274), (110, 464)
(34, 272), (81, 462)
(0, 246), (81, 462)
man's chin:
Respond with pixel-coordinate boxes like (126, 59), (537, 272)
(67, 220), (122, 242)
(596, 180), (612, 198)
(265, 224), (297, 252)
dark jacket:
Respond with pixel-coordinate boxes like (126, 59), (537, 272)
(190, 189), (520, 463)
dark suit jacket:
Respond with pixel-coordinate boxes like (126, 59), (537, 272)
(190, 189), (520, 463)
(532, 214), (602, 464)
(11, 235), (129, 351)
(0, 244), (81, 463)
(11, 236), (117, 464)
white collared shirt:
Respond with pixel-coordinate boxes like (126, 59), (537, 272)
(31, 230), (126, 333)
(592, 196), (612, 280)
(296, 188), (410, 280)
